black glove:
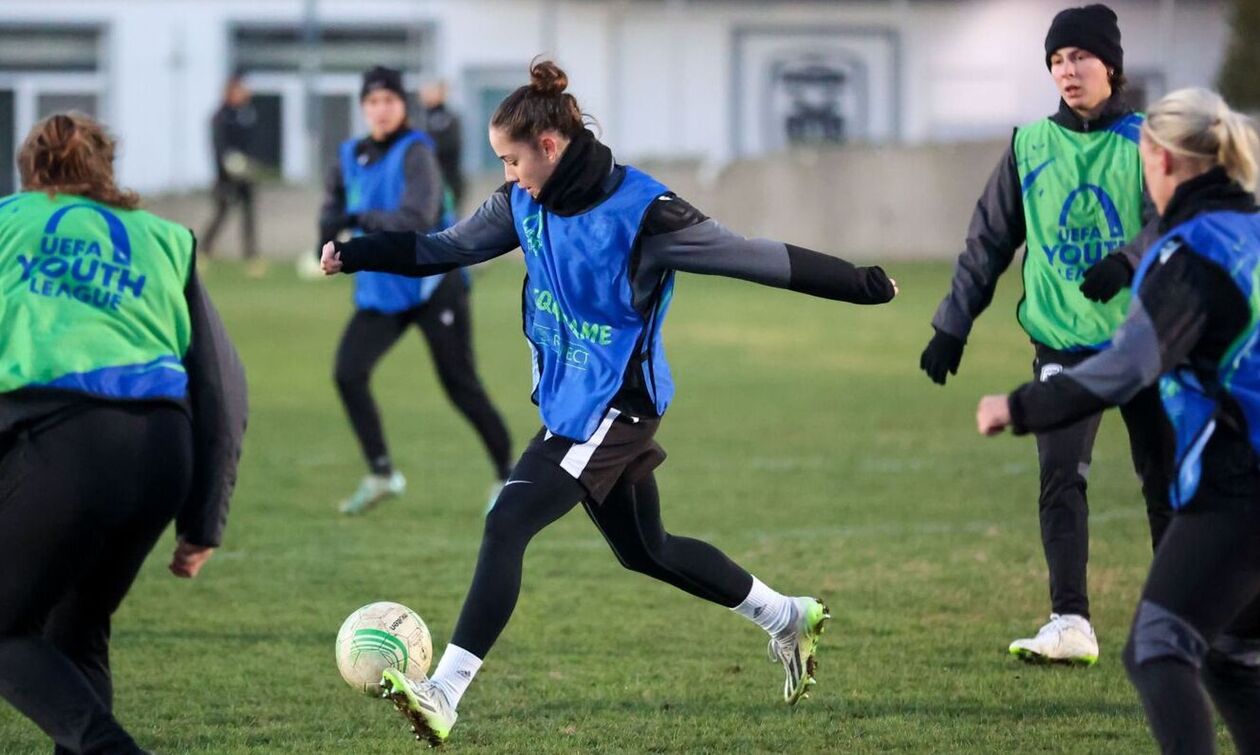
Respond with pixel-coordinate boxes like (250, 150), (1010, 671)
(1079, 252), (1134, 303)
(919, 328), (965, 385)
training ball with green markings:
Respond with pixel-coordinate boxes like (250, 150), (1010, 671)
(335, 601), (432, 696)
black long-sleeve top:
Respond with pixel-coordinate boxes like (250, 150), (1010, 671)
(317, 127), (445, 249)
(931, 97), (1158, 343)
(333, 129), (896, 416)
(210, 102), (257, 185)
(1008, 167), (1260, 503)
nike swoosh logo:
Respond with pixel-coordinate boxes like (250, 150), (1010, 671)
(503, 480), (533, 487)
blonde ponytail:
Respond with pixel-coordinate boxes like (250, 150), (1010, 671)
(1144, 87), (1259, 192)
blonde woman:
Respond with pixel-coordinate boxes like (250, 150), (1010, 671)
(978, 88), (1260, 753)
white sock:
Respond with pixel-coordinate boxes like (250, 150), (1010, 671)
(731, 576), (797, 638)
(430, 644), (483, 708)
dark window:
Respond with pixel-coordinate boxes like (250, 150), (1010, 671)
(0, 25), (101, 72)
(0, 90), (14, 196)
(249, 93), (284, 171)
(36, 93), (98, 119)
(320, 93), (354, 177)
(232, 25), (433, 74)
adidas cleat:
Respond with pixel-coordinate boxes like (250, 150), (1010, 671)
(380, 668), (457, 746)
(767, 597), (830, 705)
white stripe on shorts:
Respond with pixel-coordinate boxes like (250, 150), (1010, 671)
(559, 408), (621, 479)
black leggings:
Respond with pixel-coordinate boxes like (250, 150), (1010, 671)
(1123, 504), (1260, 754)
(200, 179), (256, 259)
(1033, 345), (1173, 618)
(0, 405), (193, 755)
(449, 453), (753, 658)
(333, 274), (512, 480)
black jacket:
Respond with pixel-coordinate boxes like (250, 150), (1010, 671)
(931, 97), (1158, 343)
(1010, 167), (1260, 506)
(211, 103), (257, 185)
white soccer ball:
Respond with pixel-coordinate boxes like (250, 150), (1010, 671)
(335, 601), (432, 696)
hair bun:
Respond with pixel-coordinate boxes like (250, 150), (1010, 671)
(529, 59), (568, 97)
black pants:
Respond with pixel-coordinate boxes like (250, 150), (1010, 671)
(1033, 345), (1173, 619)
(333, 274), (512, 480)
(1123, 503), (1260, 754)
(449, 452), (754, 658)
(0, 405), (193, 755)
(200, 180), (257, 259)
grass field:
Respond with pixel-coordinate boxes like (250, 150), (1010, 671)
(0, 258), (1226, 753)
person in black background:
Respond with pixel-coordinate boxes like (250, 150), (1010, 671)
(320, 66), (511, 515)
(201, 71), (262, 276)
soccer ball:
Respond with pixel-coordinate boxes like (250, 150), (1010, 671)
(335, 601), (432, 696)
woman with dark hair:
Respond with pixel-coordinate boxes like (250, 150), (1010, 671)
(920, 3), (1172, 664)
(978, 87), (1260, 754)
(320, 65), (512, 515)
(322, 59), (897, 746)
(0, 112), (247, 754)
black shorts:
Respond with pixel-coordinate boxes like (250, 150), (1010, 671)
(523, 408), (666, 503)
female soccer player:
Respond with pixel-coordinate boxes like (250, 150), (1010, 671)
(322, 60), (898, 745)
(0, 113), (247, 754)
(920, 3), (1171, 664)
(320, 66), (512, 514)
(978, 87), (1260, 754)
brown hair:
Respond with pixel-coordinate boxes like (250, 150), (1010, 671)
(18, 112), (140, 210)
(490, 59), (589, 142)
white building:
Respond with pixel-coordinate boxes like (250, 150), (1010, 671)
(0, 0), (1230, 195)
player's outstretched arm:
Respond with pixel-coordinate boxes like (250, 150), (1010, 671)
(977, 246), (1237, 437)
(323, 184), (521, 277)
(637, 195), (897, 305)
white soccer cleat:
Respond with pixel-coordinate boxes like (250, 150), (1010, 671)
(380, 669), (457, 746)
(766, 597), (830, 704)
(338, 471), (406, 515)
(1009, 613), (1099, 666)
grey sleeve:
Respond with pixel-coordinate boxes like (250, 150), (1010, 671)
(358, 142), (444, 232)
(337, 187), (519, 276)
(638, 218), (790, 285)
(930, 139), (1026, 340)
(417, 186), (520, 266)
(637, 216), (896, 305)
(1057, 299), (1166, 404)
(179, 264), (248, 548)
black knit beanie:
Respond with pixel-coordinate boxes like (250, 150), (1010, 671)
(360, 66), (406, 101)
(1044, 4), (1123, 74)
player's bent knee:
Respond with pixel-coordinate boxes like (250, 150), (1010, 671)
(1126, 599), (1210, 674)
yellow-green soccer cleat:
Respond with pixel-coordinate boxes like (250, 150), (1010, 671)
(767, 597), (830, 705)
(380, 668), (457, 746)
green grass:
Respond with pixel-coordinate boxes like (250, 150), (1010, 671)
(0, 259), (1229, 753)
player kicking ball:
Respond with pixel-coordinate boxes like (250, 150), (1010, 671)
(323, 59), (897, 745)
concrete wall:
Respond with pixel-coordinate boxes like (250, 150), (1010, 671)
(146, 138), (1010, 261)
